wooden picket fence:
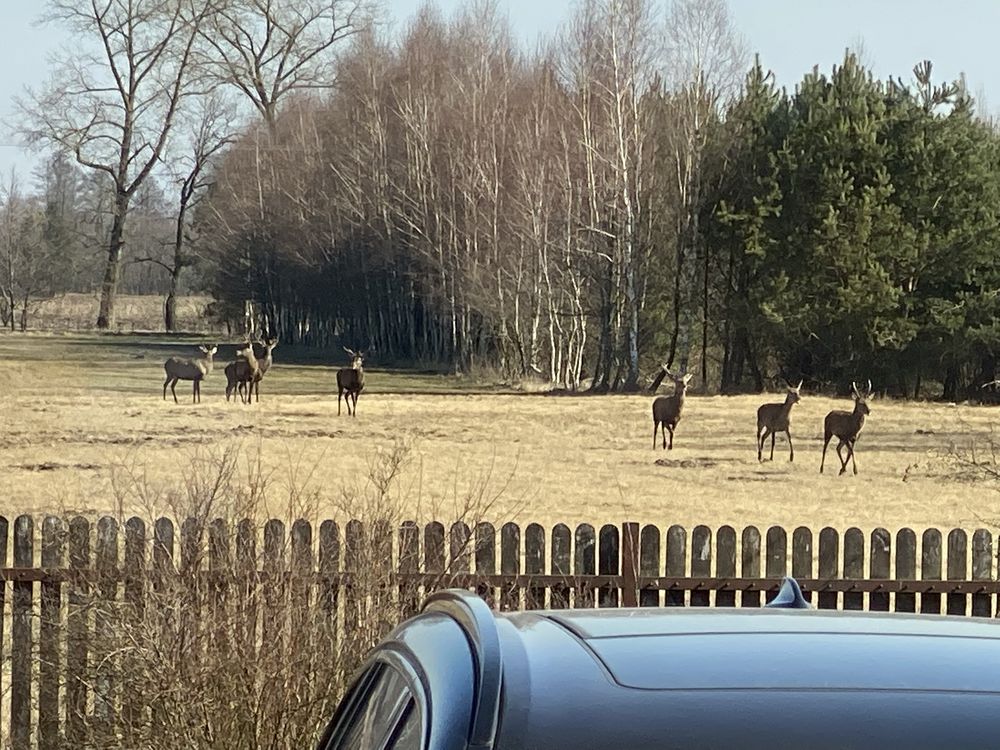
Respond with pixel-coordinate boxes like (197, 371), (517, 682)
(0, 513), (997, 748)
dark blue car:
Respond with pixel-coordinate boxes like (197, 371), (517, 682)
(317, 578), (1000, 749)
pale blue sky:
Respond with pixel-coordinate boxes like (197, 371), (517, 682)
(3, 0), (999, 181)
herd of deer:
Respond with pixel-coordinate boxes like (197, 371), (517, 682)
(651, 367), (874, 476)
(162, 342), (367, 416)
(161, 345), (869, 473)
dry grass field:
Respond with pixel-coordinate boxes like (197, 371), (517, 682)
(1, 332), (999, 535)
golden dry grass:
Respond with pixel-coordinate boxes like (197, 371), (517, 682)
(1, 332), (999, 534)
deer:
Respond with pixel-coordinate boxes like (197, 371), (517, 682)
(238, 337), (278, 403)
(337, 347), (366, 417)
(163, 345), (218, 404)
(756, 380), (803, 462)
(820, 380), (873, 476)
(650, 366), (694, 450)
(224, 343), (261, 404)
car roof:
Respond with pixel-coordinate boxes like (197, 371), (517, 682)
(531, 606), (1000, 692)
(414, 585), (1000, 749)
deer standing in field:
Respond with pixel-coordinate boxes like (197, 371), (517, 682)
(820, 380), (873, 476)
(337, 347), (365, 417)
(236, 337), (278, 403)
(650, 367), (694, 450)
(225, 343), (261, 404)
(163, 345), (218, 404)
(756, 380), (803, 462)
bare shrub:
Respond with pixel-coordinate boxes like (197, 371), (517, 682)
(45, 439), (517, 749)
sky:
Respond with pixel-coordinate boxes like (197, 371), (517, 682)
(3, 0), (1000, 181)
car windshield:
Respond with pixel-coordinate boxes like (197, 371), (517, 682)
(337, 665), (415, 750)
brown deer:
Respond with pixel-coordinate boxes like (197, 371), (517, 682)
(337, 347), (365, 417)
(236, 337), (278, 403)
(163, 345), (218, 404)
(225, 343), (261, 404)
(756, 381), (803, 462)
(820, 380), (873, 476)
(650, 367), (694, 450)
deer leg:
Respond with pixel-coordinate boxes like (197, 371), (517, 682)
(849, 439), (858, 475)
(170, 378), (178, 404)
(193, 379), (200, 404)
(163, 376), (170, 401)
(820, 434), (831, 473)
(787, 430), (794, 462)
(757, 426), (767, 462)
(667, 425), (674, 450)
(769, 431), (776, 461)
(351, 392), (358, 417)
(254, 380), (260, 403)
(337, 389), (342, 416)
(653, 421), (659, 450)
(837, 440), (848, 476)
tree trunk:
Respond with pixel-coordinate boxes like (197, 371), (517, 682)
(96, 192), (129, 329)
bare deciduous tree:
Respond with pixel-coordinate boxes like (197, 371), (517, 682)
(0, 172), (51, 331)
(201, 0), (372, 131)
(19, 0), (211, 329)
(662, 0), (746, 382)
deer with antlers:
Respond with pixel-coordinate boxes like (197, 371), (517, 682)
(224, 342), (261, 404)
(650, 366), (694, 450)
(337, 347), (366, 417)
(820, 380), (873, 476)
(756, 381), (803, 462)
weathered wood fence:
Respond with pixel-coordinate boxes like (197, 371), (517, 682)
(0, 514), (997, 748)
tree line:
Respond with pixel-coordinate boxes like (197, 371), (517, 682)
(7, 0), (1000, 399)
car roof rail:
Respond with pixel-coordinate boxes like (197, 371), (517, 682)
(764, 576), (812, 609)
(422, 589), (502, 748)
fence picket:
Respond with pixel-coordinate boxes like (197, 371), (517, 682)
(791, 527), (813, 604)
(895, 528), (917, 613)
(66, 516), (90, 746)
(870, 528), (891, 612)
(525, 524), (546, 609)
(574, 525), (595, 608)
(818, 528), (838, 610)
(843, 528), (864, 611)
(741, 526), (761, 608)
(598, 525), (619, 608)
(715, 526), (736, 607)
(398, 521), (419, 617)
(318, 520), (340, 659)
(500, 523), (520, 611)
(639, 525), (661, 607)
(972, 529), (993, 618)
(551, 525), (571, 609)
(765, 526), (787, 604)
(94, 517), (119, 735)
(475, 523), (496, 607)
(236, 519), (257, 658)
(947, 529), (968, 616)
(39, 517), (63, 750)
(11, 516), (32, 750)
(450, 522), (472, 574)
(921, 529), (942, 614)
(666, 525), (687, 607)
(690, 526), (711, 607)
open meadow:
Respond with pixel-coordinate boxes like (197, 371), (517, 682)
(1, 332), (999, 535)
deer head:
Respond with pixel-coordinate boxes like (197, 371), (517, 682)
(851, 380), (873, 416)
(343, 347), (364, 369)
(787, 379), (803, 404)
